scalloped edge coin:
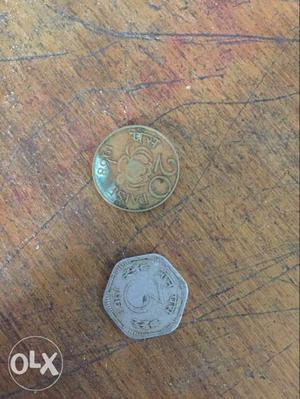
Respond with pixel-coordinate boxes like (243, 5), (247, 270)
(102, 253), (188, 340)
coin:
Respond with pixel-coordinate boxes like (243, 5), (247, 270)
(92, 125), (179, 211)
(103, 254), (188, 340)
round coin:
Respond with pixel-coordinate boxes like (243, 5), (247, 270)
(92, 125), (179, 211)
(103, 254), (188, 340)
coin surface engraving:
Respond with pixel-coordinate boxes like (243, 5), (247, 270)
(92, 125), (179, 211)
(103, 254), (188, 339)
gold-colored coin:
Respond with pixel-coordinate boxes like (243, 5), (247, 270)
(92, 125), (179, 212)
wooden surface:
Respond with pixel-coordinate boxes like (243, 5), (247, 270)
(0, 1), (299, 398)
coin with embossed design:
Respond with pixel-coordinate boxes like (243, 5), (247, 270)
(103, 254), (188, 340)
(92, 125), (179, 211)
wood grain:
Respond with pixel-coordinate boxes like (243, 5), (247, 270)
(0, 1), (299, 398)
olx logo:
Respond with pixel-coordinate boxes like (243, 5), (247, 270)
(10, 350), (59, 376)
(8, 336), (63, 391)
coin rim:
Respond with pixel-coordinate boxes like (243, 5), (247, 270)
(102, 253), (189, 340)
(92, 125), (180, 212)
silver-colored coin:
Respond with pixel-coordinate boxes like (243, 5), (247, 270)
(103, 254), (188, 340)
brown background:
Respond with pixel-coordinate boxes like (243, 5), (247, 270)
(0, 1), (299, 398)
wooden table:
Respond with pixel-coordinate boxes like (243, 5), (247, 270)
(0, 1), (299, 398)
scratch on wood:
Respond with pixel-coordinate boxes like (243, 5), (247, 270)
(189, 249), (299, 313)
(196, 307), (299, 322)
(0, 178), (92, 272)
(220, 342), (295, 396)
(189, 264), (299, 325)
(150, 92), (299, 124)
(47, 5), (299, 45)
(0, 51), (68, 63)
